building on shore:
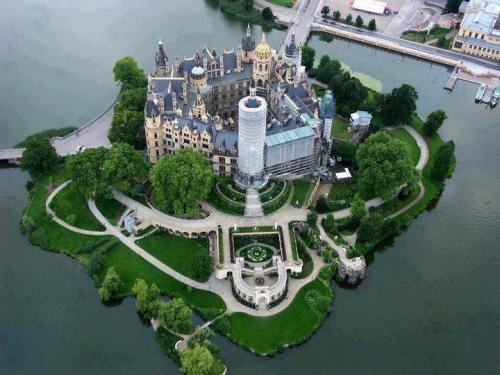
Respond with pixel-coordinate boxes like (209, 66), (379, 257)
(453, 0), (500, 61)
(144, 26), (331, 179)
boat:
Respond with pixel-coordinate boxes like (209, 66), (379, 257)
(475, 84), (486, 102)
(490, 87), (500, 107)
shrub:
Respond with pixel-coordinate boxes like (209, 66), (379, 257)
(212, 315), (230, 336)
(29, 227), (48, 248)
(316, 195), (330, 213)
(98, 266), (123, 302)
(21, 214), (37, 234)
(305, 289), (332, 316)
(346, 14), (352, 24)
(65, 214), (77, 225)
(307, 211), (318, 226)
(193, 252), (213, 281)
(87, 249), (106, 274)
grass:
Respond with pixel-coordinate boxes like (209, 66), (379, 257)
(291, 179), (313, 208)
(137, 231), (211, 282)
(95, 196), (126, 225)
(99, 242), (225, 316)
(401, 27), (452, 43)
(331, 116), (351, 141)
(219, 0), (286, 30)
(15, 126), (77, 147)
(389, 128), (421, 167)
(375, 183), (421, 217)
(50, 182), (105, 231)
(226, 276), (332, 355)
(329, 183), (356, 201)
(265, 0), (295, 7)
(23, 172), (110, 261)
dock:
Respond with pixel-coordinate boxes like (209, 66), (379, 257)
(444, 76), (458, 91)
(482, 86), (494, 103)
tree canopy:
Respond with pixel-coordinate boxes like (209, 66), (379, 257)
(329, 71), (368, 116)
(151, 149), (213, 217)
(301, 45), (315, 71)
(333, 141), (358, 164)
(333, 10), (341, 20)
(424, 109), (447, 136)
(242, 0), (254, 13)
(65, 147), (110, 198)
(98, 267), (123, 302)
(20, 138), (59, 179)
(356, 132), (416, 200)
(321, 5), (330, 16)
(368, 19), (376, 31)
(115, 87), (147, 112)
(315, 56), (342, 84)
(180, 344), (214, 375)
(262, 7), (274, 21)
(357, 212), (384, 243)
(351, 193), (366, 220)
(102, 143), (150, 194)
(158, 298), (192, 334)
(444, 0), (461, 13)
(431, 140), (456, 181)
(355, 15), (363, 27)
(380, 84), (418, 125)
(113, 56), (146, 89)
(109, 108), (144, 147)
(346, 14), (353, 24)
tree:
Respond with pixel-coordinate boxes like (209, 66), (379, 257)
(351, 193), (366, 220)
(151, 149), (213, 217)
(193, 252), (213, 281)
(102, 143), (150, 194)
(380, 84), (419, 125)
(329, 71), (368, 115)
(98, 267), (123, 302)
(356, 132), (416, 201)
(444, 0), (461, 14)
(431, 141), (456, 181)
(20, 138), (59, 179)
(158, 298), (192, 334)
(65, 147), (110, 198)
(307, 211), (318, 226)
(132, 279), (160, 319)
(301, 45), (315, 71)
(368, 19), (376, 31)
(333, 141), (357, 164)
(357, 212), (384, 243)
(333, 10), (341, 21)
(346, 14), (352, 24)
(355, 15), (363, 27)
(322, 214), (338, 236)
(180, 344), (214, 375)
(109, 108), (144, 147)
(316, 195), (330, 213)
(321, 5), (330, 17)
(242, 0), (254, 13)
(115, 87), (147, 112)
(113, 56), (146, 89)
(424, 109), (447, 136)
(436, 35), (447, 48)
(314, 55), (342, 84)
(262, 7), (274, 21)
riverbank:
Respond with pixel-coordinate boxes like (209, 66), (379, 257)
(217, 0), (287, 30)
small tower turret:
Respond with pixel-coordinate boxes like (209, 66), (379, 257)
(155, 39), (169, 77)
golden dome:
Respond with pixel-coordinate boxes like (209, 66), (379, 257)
(254, 33), (272, 60)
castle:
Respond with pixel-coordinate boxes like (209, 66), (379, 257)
(144, 25), (336, 182)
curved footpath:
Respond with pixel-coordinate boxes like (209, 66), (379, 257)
(45, 125), (429, 317)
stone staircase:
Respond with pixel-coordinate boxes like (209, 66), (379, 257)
(244, 188), (264, 217)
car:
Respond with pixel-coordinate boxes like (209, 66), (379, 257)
(75, 145), (86, 153)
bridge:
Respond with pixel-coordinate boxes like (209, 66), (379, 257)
(0, 92), (118, 165)
(276, 0), (499, 76)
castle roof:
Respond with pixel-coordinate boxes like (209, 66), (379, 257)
(242, 24), (256, 52)
(222, 51), (237, 70)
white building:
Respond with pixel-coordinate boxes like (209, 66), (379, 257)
(235, 86), (268, 188)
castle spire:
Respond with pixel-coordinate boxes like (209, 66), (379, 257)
(261, 33), (266, 43)
(246, 23), (251, 37)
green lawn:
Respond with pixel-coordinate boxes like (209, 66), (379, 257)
(376, 183), (421, 217)
(95, 196), (126, 225)
(331, 117), (351, 141)
(266, 0), (295, 7)
(99, 243), (225, 317)
(137, 232), (211, 282)
(51, 183), (105, 231)
(389, 128), (421, 167)
(227, 277), (332, 354)
(24, 172), (110, 260)
(291, 179), (313, 207)
(401, 27), (451, 43)
(329, 183), (356, 201)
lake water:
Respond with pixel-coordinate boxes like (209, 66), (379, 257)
(1, 1), (499, 374)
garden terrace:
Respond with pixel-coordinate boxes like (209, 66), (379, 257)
(206, 183), (245, 216)
(230, 227), (286, 264)
(262, 181), (291, 215)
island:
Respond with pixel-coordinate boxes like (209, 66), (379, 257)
(18, 25), (455, 375)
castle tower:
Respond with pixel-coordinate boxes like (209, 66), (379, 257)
(235, 85), (268, 188)
(241, 24), (256, 63)
(320, 90), (336, 140)
(192, 89), (206, 119)
(252, 33), (272, 87)
(155, 39), (170, 77)
(144, 99), (163, 163)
